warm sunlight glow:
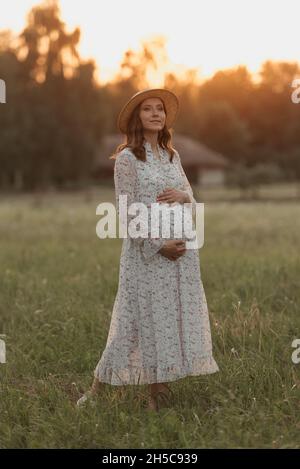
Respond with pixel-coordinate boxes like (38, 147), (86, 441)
(2, 0), (300, 85)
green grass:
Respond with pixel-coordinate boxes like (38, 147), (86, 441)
(0, 187), (300, 448)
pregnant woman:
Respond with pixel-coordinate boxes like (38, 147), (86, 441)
(77, 88), (219, 411)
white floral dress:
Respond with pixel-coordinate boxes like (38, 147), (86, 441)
(94, 140), (219, 385)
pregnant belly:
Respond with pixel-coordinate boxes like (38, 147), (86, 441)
(153, 203), (196, 242)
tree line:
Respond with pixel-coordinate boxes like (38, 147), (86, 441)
(0, 0), (300, 190)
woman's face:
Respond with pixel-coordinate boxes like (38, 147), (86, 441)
(139, 97), (166, 132)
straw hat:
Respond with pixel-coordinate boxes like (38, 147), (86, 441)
(117, 88), (179, 134)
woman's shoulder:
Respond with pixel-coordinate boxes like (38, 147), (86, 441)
(116, 146), (136, 161)
(168, 147), (180, 165)
(114, 147), (137, 172)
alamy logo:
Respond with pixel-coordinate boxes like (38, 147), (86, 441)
(0, 336), (6, 364)
(0, 79), (6, 104)
(291, 338), (300, 364)
(291, 78), (300, 104)
(95, 197), (205, 250)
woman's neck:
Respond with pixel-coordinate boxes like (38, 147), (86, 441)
(143, 132), (158, 148)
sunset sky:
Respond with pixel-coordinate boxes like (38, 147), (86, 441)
(1, 0), (300, 85)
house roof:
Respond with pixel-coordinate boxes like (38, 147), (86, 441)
(93, 133), (229, 170)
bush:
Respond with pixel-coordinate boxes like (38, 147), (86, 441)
(226, 163), (285, 189)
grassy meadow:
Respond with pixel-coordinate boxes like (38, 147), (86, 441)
(0, 185), (300, 448)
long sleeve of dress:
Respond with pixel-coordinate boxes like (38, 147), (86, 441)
(173, 150), (197, 219)
(114, 151), (166, 261)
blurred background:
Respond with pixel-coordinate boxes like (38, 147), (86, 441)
(0, 0), (300, 200)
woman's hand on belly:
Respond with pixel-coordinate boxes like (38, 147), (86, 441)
(156, 188), (189, 204)
(158, 239), (186, 261)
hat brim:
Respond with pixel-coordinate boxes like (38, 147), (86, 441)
(117, 88), (179, 134)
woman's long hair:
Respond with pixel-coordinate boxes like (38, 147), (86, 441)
(109, 98), (176, 163)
